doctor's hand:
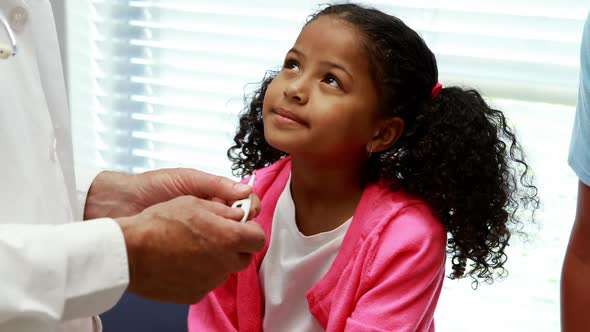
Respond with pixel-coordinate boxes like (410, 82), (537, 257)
(84, 168), (260, 220)
(115, 195), (265, 304)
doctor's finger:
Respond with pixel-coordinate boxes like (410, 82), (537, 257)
(225, 220), (266, 254)
(226, 252), (255, 272)
(188, 197), (245, 221)
(174, 169), (252, 201)
(247, 194), (261, 220)
(227, 193), (260, 222)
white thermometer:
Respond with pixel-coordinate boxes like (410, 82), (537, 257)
(231, 172), (256, 223)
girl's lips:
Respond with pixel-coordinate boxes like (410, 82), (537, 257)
(273, 107), (308, 126)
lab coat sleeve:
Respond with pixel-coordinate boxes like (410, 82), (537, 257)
(76, 167), (104, 220)
(0, 218), (129, 326)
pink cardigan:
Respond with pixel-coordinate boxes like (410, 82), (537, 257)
(189, 158), (447, 331)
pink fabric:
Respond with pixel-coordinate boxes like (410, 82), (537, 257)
(189, 157), (447, 332)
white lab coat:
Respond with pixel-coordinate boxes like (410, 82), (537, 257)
(0, 1), (129, 331)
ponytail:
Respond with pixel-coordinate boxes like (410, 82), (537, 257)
(380, 86), (539, 286)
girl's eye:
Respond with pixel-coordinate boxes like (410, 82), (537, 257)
(283, 59), (300, 72)
(323, 74), (342, 89)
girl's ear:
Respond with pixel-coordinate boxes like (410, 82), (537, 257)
(369, 117), (404, 153)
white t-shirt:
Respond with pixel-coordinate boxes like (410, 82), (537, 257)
(259, 175), (352, 332)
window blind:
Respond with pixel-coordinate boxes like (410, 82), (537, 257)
(65, 0), (586, 177)
(66, 0), (309, 177)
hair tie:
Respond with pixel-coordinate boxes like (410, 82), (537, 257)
(431, 83), (443, 100)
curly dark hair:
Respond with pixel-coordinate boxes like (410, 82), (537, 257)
(228, 3), (539, 287)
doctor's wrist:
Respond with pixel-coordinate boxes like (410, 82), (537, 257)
(114, 216), (140, 293)
(83, 171), (138, 220)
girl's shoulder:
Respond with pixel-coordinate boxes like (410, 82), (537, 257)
(328, 184), (446, 290)
(356, 183), (446, 244)
(357, 185), (447, 271)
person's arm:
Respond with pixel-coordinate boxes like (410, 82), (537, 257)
(0, 169), (264, 328)
(344, 205), (446, 332)
(0, 219), (128, 327)
(561, 182), (590, 332)
(561, 11), (590, 332)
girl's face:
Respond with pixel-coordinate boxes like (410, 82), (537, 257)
(262, 15), (384, 165)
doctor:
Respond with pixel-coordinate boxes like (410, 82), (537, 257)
(0, 1), (265, 332)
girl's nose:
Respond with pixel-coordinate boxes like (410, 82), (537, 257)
(283, 78), (309, 104)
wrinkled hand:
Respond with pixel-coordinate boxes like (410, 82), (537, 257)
(116, 195), (265, 303)
(84, 168), (259, 221)
(84, 168), (264, 303)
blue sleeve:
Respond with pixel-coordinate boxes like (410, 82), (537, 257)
(569, 11), (590, 187)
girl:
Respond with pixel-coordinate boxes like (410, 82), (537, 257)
(189, 3), (539, 331)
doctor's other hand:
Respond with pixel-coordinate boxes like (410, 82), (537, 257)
(115, 195), (266, 304)
(83, 168), (259, 220)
